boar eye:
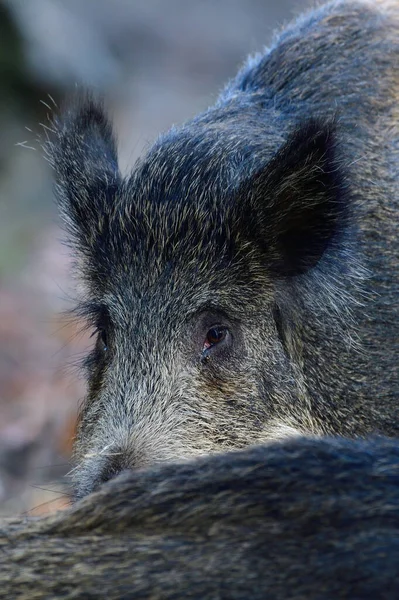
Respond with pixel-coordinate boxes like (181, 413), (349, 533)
(203, 326), (227, 351)
(99, 329), (108, 352)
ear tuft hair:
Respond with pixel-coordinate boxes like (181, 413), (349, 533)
(47, 94), (120, 250)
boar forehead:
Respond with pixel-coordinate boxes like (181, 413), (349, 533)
(86, 121), (275, 307)
(96, 202), (272, 331)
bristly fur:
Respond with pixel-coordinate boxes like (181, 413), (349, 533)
(1, 436), (399, 598)
(45, 0), (399, 499)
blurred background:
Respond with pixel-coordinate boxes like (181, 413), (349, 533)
(0, 0), (309, 516)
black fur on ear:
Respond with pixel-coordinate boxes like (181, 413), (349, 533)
(240, 119), (349, 276)
(47, 94), (120, 251)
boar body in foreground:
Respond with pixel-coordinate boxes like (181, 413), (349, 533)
(1, 437), (399, 599)
(49, 0), (399, 498)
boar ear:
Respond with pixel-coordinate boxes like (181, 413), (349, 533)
(243, 120), (348, 276)
(47, 95), (120, 249)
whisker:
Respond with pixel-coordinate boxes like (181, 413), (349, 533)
(25, 496), (70, 516)
(39, 122), (56, 134)
(40, 99), (53, 112)
(15, 141), (36, 151)
(29, 484), (70, 495)
(47, 93), (58, 108)
(30, 463), (71, 470)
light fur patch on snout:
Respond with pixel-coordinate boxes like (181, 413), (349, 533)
(257, 421), (319, 443)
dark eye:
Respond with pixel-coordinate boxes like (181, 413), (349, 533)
(203, 326), (227, 351)
(99, 329), (108, 352)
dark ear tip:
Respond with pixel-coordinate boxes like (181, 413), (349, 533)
(300, 117), (336, 136)
(289, 117), (337, 156)
(54, 92), (113, 141)
(46, 91), (118, 180)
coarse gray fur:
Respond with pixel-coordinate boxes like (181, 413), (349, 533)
(47, 0), (399, 499)
(1, 436), (399, 599)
